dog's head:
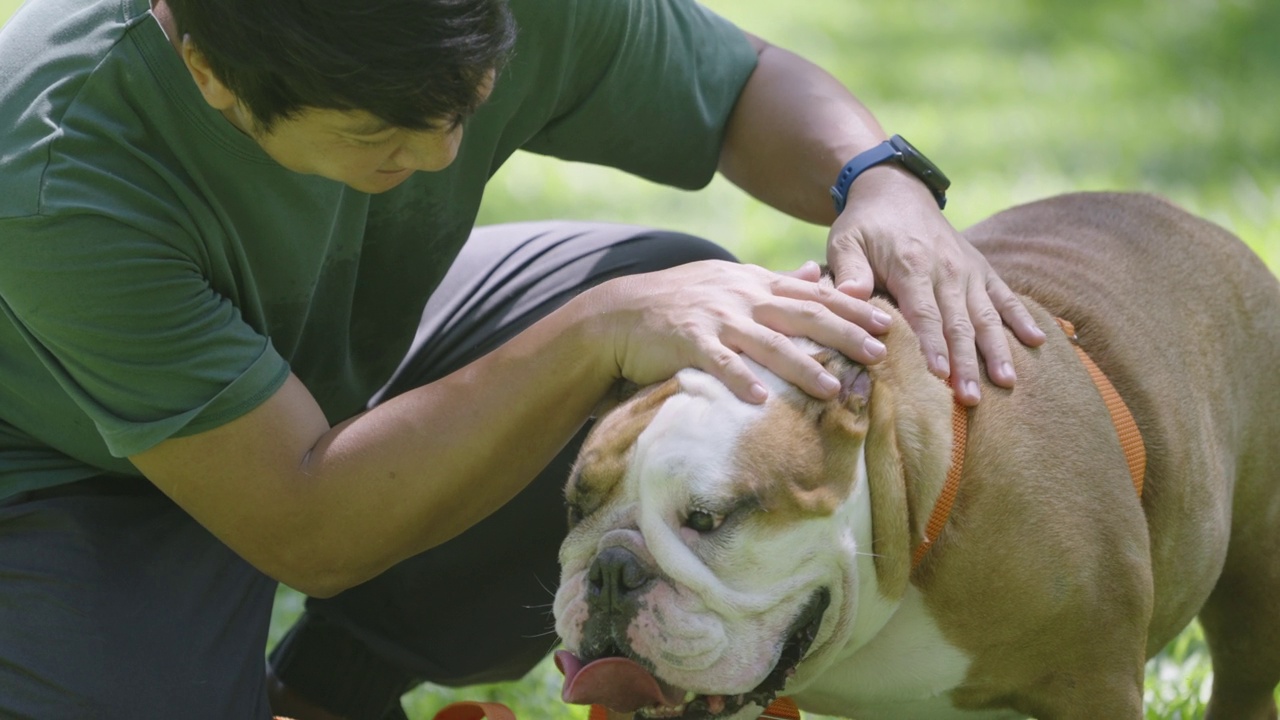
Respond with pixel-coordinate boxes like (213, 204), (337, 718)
(552, 341), (884, 719)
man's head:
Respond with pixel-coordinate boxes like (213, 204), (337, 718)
(165, 0), (515, 191)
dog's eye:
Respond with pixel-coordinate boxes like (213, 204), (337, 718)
(684, 508), (722, 533)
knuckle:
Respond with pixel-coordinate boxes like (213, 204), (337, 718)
(797, 299), (827, 321)
(973, 303), (1004, 330)
(895, 237), (934, 276)
(694, 336), (737, 370)
(947, 318), (977, 344)
(711, 350), (739, 372)
(761, 331), (793, 356)
(937, 255), (962, 282)
(828, 227), (865, 252)
(904, 300), (943, 328)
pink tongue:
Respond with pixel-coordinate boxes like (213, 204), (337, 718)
(555, 650), (686, 712)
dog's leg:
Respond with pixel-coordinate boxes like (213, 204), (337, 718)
(1198, 408), (1280, 720)
(1200, 574), (1280, 719)
(1199, 529), (1280, 718)
(1015, 659), (1146, 720)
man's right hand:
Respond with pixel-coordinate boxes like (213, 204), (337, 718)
(586, 258), (891, 404)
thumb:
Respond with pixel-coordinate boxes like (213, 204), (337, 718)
(827, 226), (875, 300)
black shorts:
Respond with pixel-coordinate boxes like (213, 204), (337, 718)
(0, 222), (733, 719)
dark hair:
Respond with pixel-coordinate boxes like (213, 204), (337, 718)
(165, 0), (517, 133)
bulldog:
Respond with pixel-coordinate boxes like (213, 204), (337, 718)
(551, 192), (1280, 720)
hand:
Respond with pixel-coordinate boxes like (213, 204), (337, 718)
(589, 260), (892, 404)
(827, 166), (1046, 405)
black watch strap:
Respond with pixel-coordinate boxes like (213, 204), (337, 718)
(829, 134), (949, 213)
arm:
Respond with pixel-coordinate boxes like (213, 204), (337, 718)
(133, 294), (610, 598)
(131, 261), (889, 597)
(718, 33), (1047, 405)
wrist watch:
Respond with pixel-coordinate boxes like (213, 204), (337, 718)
(829, 134), (950, 213)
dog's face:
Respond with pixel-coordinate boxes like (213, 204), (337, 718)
(553, 351), (875, 719)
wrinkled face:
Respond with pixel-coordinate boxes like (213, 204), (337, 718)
(553, 357), (873, 719)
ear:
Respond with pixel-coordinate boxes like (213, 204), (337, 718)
(810, 349), (872, 417)
(795, 350), (871, 514)
(180, 35), (240, 113)
(812, 348), (913, 598)
(862, 380), (912, 599)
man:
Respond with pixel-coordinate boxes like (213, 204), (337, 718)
(0, 0), (1044, 717)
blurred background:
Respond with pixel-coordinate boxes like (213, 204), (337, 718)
(4, 0), (1276, 717)
(475, 0), (1278, 275)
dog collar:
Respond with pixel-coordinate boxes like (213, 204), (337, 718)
(910, 317), (1147, 572)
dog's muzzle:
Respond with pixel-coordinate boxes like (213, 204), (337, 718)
(558, 541), (832, 719)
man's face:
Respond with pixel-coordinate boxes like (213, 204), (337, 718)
(230, 70), (496, 194)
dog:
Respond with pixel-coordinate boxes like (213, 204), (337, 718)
(551, 192), (1280, 719)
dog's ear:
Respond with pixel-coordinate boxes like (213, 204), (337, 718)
(812, 346), (915, 598)
(795, 349), (873, 514)
(810, 349), (873, 416)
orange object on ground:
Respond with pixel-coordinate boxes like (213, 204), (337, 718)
(431, 701), (519, 720)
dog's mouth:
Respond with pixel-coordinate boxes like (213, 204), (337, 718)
(557, 588), (830, 719)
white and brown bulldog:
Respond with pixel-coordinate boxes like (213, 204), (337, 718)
(552, 192), (1280, 720)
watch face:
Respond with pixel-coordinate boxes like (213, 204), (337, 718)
(890, 136), (951, 195)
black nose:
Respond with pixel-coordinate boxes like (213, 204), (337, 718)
(587, 546), (654, 613)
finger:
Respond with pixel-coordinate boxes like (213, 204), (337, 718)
(969, 283), (1016, 389)
(779, 260), (822, 281)
(826, 226), (875, 300)
(988, 276), (1047, 349)
(753, 296), (888, 367)
(935, 272), (981, 406)
(689, 336), (770, 404)
(888, 271), (950, 381)
(768, 275), (893, 334)
(722, 324), (844, 400)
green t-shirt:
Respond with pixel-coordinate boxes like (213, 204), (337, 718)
(0, 0), (757, 498)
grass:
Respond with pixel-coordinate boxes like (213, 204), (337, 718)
(6, 0), (1278, 717)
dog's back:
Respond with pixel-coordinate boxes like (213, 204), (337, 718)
(967, 191), (1280, 718)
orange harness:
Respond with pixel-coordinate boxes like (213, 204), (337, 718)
(911, 317), (1147, 570)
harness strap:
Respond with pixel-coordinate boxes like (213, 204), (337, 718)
(1055, 318), (1146, 496)
(911, 317), (1146, 571)
(911, 401), (969, 570)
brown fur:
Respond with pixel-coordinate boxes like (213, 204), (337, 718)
(567, 379), (680, 518)
(896, 193), (1280, 718)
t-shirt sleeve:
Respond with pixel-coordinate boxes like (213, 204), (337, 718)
(518, 0), (759, 190)
(0, 213), (291, 458)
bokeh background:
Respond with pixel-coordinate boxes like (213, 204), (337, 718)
(4, 0), (1276, 717)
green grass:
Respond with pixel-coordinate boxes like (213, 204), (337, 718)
(6, 0), (1278, 717)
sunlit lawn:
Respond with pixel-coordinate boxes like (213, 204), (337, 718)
(5, 0), (1277, 716)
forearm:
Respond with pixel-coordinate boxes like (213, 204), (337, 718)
(717, 35), (892, 225)
(136, 290), (617, 597)
(300, 301), (613, 582)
